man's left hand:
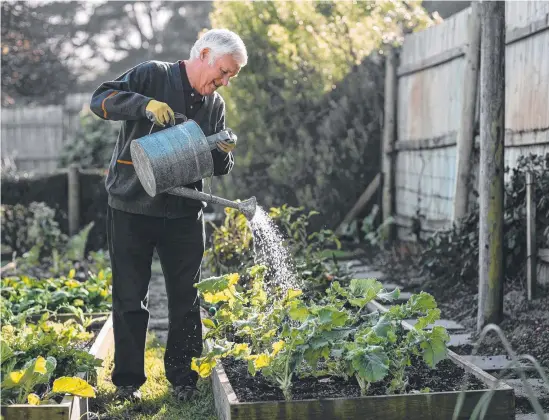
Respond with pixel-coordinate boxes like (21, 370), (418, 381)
(216, 129), (237, 153)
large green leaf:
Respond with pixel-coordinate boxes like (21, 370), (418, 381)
(194, 276), (229, 293)
(372, 315), (393, 338)
(351, 346), (389, 383)
(377, 288), (400, 302)
(349, 278), (383, 297)
(414, 308), (441, 330)
(317, 306), (348, 327)
(288, 302), (309, 322)
(407, 292), (437, 313)
(420, 326), (449, 368)
(0, 340), (14, 363)
(309, 328), (353, 350)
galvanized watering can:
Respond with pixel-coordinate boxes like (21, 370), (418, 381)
(130, 120), (257, 220)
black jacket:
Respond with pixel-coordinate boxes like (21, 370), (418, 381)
(90, 60), (234, 217)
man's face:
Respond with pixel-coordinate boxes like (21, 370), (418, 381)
(196, 49), (241, 96)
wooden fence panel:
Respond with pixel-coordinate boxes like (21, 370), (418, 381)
(1, 106), (64, 173)
(1, 93), (92, 173)
(504, 1), (549, 170)
(394, 8), (469, 235)
(393, 1), (549, 238)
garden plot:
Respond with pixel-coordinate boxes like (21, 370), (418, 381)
(194, 269), (515, 420)
(0, 241), (114, 420)
(192, 205), (517, 419)
(0, 314), (114, 420)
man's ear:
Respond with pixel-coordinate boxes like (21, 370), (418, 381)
(200, 48), (210, 62)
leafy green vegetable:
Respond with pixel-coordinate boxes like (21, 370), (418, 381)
(192, 267), (449, 400)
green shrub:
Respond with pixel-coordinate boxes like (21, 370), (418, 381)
(1, 202), (64, 259)
(59, 105), (118, 169)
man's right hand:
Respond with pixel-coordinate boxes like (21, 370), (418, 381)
(145, 100), (175, 127)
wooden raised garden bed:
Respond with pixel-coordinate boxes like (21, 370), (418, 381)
(204, 304), (516, 420)
(1, 313), (114, 420)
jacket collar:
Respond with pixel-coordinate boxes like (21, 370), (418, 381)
(171, 61), (184, 91)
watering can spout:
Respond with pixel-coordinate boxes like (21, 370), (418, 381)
(168, 187), (257, 220)
(238, 196), (257, 220)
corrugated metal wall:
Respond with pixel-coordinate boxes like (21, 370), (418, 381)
(394, 1), (549, 238)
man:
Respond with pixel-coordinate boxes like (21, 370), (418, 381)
(90, 29), (247, 402)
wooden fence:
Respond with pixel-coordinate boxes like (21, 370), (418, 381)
(1, 92), (93, 173)
(382, 1), (549, 238)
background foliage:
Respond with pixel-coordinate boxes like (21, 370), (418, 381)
(59, 106), (118, 169)
(1, 1), (75, 106)
(419, 154), (549, 288)
(208, 1), (436, 230)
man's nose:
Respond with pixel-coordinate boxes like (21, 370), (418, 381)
(222, 74), (230, 86)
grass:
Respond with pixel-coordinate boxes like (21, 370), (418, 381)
(89, 335), (217, 420)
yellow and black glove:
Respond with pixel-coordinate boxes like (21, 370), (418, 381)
(216, 128), (238, 153)
(145, 100), (175, 127)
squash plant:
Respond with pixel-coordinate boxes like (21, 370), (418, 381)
(1, 267), (111, 317)
(1, 351), (96, 405)
(192, 267), (449, 400)
(0, 315), (103, 405)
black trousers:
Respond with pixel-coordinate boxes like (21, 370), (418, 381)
(106, 206), (204, 388)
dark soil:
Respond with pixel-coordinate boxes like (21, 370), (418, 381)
(222, 356), (485, 402)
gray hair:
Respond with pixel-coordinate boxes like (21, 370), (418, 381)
(190, 29), (248, 66)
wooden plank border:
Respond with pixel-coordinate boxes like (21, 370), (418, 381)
(396, 14), (549, 77)
(506, 14), (549, 45)
(0, 314), (114, 420)
(505, 128), (549, 147)
(395, 132), (458, 151)
(397, 128), (549, 151)
(397, 46), (466, 77)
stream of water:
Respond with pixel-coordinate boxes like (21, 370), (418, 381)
(249, 206), (300, 292)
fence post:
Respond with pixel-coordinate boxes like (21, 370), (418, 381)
(381, 47), (398, 241)
(526, 171), (537, 300)
(477, 0), (505, 332)
(68, 163), (80, 236)
(453, 1), (481, 225)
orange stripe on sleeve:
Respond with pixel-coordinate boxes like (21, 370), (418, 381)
(116, 159), (133, 165)
(102, 91), (118, 118)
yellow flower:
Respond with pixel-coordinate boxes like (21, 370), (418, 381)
(232, 343), (250, 357)
(272, 340), (285, 356)
(254, 354), (271, 369)
(203, 290), (230, 304)
(191, 357), (216, 378)
(227, 273), (240, 286)
(27, 393), (41, 405)
(64, 279), (80, 289)
(34, 356), (48, 374)
(286, 289), (302, 300)
(72, 299), (84, 307)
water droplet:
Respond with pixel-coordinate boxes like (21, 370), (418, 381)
(249, 206), (300, 292)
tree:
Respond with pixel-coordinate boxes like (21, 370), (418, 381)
(1, 1), (80, 106)
(34, 1), (212, 88)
